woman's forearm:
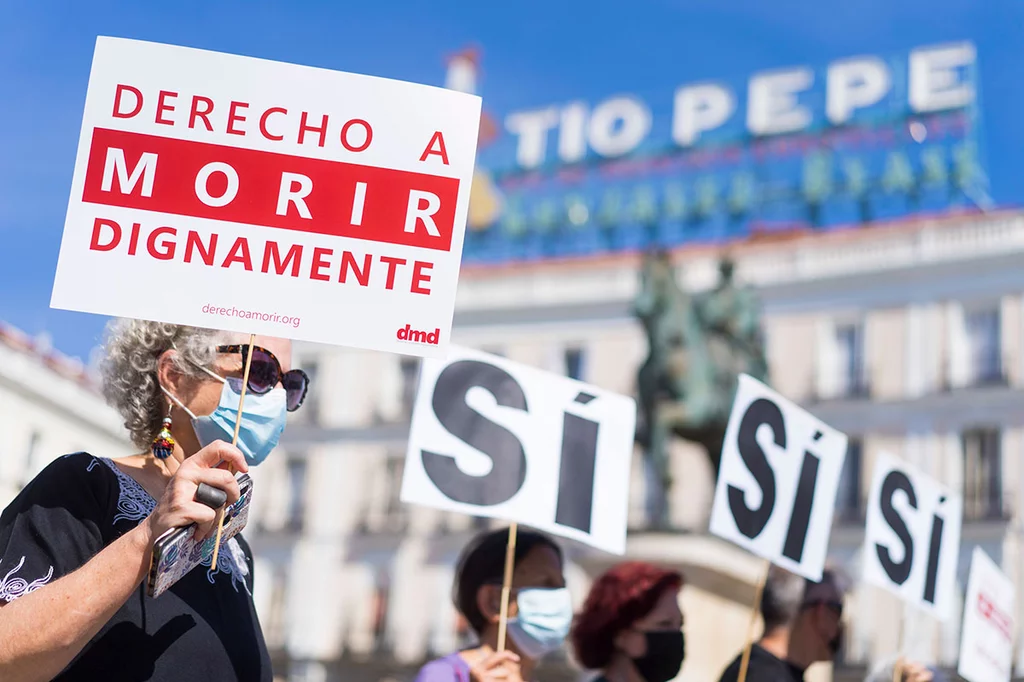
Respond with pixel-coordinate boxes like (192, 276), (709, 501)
(0, 522), (153, 682)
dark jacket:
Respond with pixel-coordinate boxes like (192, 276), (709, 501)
(718, 644), (806, 682)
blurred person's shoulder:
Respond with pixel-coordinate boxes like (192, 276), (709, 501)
(412, 652), (471, 682)
(718, 644), (803, 682)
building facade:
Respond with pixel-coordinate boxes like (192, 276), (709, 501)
(247, 40), (1002, 682)
(0, 322), (132, 510)
(2, 206), (1019, 682)
(248, 208), (1024, 682)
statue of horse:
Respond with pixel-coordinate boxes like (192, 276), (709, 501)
(634, 251), (768, 528)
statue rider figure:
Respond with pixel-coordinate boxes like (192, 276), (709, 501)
(634, 249), (768, 529)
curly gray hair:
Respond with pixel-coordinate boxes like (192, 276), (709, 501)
(100, 319), (226, 449)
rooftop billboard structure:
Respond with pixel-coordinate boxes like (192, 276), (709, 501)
(456, 42), (989, 266)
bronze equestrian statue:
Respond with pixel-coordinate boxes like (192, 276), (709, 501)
(634, 249), (768, 528)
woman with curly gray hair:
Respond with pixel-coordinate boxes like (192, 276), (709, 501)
(0, 320), (308, 681)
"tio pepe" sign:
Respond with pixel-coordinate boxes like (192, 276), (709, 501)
(502, 43), (975, 170)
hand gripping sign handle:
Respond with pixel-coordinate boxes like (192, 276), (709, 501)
(210, 333), (256, 570)
(737, 560), (770, 682)
(495, 522), (519, 653)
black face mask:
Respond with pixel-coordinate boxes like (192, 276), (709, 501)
(631, 631), (685, 682)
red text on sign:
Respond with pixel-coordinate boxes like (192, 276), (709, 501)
(113, 84), (376, 153)
(83, 128), (460, 252)
(88, 217), (435, 295)
(977, 592), (1014, 642)
(397, 324), (440, 345)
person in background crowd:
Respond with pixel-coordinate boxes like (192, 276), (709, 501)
(0, 320), (309, 681)
(571, 562), (685, 682)
(717, 566), (847, 682)
(413, 526), (570, 682)
(864, 657), (944, 682)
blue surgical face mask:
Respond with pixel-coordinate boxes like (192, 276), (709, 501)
(163, 372), (287, 467)
(506, 587), (573, 659)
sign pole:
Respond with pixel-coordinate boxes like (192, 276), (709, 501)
(892, 613), (905, 682)
(737, 559), (770, 682)
(495, 522), (519, 652)
(210, 332), (257, 570)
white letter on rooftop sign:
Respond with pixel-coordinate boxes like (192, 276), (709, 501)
(276, 172), (313, 219)
(672, 83), (735, 147)
(557, 102), (589, 164)
(588, 96), (651, 158)
(827, 57), (891, 125)
(506, 108), (560, 170)
(747, 67), (814, 136)
(101, 148), (157, 197)
(909, 43), (976, 113)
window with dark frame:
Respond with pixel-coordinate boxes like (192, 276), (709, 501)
(564, 346), (586, 381)
(399, 357), (420, 417)
(383, 455), (409, 532)
(834, 322), (867, 397)
(286, 456), (307, 532)
(372, 569), (392, 653)
(834, 437), (863, 523)
(962, 427), (1003, 521)
(964, 307), (1002, 385)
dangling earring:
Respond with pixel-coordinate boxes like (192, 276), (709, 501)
(151, 403), (176, 460)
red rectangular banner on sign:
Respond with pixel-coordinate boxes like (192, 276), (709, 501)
(82, 128), (460, 252)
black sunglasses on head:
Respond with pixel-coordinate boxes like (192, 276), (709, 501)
(217, 344), (309, 412)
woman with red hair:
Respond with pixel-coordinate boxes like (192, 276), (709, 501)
(571, 562), (686, 682)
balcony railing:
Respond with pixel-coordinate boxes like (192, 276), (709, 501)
(839, 376), (871, 399)
(970, 365), (1009, 388)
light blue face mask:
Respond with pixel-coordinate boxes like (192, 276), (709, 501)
(163, 370), (287, 467)
(506, 587), (573, 659)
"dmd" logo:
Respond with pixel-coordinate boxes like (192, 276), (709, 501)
(397, 324), (440, 345)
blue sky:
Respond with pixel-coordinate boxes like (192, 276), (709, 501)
(1, 0), (1021, 361)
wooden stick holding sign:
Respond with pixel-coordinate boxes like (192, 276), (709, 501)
(210, 332), (257, 570)
(737, 561), (770, 682)
(891, 616), (904, 682)
(708, 375), (849, 682)
(495, 522), (519, 652)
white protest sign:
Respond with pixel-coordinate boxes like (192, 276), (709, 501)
(400, 346), (636, 554)
(958, 548), (1015, 682)
(709, 374), (848, 581)
(862, 452), (963, 620)
(50, 37), (481, 358)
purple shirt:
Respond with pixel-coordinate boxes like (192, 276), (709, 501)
(413, 653), (471, 682)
